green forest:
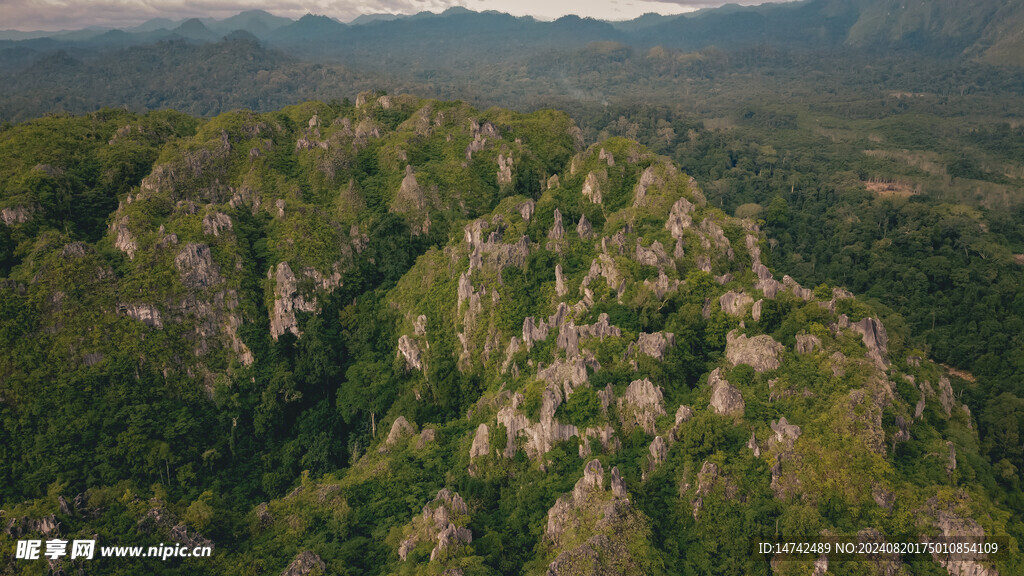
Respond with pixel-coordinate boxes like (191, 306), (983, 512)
(1, 1), (1023, 575)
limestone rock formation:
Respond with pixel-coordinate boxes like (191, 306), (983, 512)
(398, 335), (425, 372)
(202, 211), (233, 237)
(381, 416), (415, 451)
(582, 171), (603, 204)
(544, 460), (649, 575)
(725, 330), (783, 372)
(708, 368), (745, 417)
(469, 423), (490, 459)
(626, 332), (676, 361)
(1, 205), (33, 225)
(618, 378), (666, 434)
(577, 215), (593, 240)
(397, 489), (472, 563)
(281, 551), (325, 576)
(720, 291), (754, 317)
(118, 303), (163, 329)
(849, 317), (889, 369)
(269, 262), (341, 340)
(175, 243), (222, 289)
(795, 333), (822, 354)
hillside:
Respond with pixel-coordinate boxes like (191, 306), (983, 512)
(0, 97), (1018, 575)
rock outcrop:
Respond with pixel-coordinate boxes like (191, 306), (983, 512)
(582, 171), (603, 204)
(544, 460), (648, 575)
(626, 332), (676, 361)
(469, 423), (490, 460)
(708, 368), (745, 417)
(269, 262), (342, 339)
(725, 330), (783, 372)
(381, 416), (415, 452)
(398, 489), (472, 563)
(795, 333), (822, 354)
(281, 551), (325, 576)
(618, 378), (666, 434)
(720, 291), (754, 317)
(118, 303), (163, 329)
(175, 243), (223, 289)
(849, 317), (889, 369)
(398, 335), (425, 373)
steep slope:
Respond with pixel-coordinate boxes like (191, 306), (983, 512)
(0, 99), (1018, 575)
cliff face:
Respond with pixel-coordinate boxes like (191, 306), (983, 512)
(0, 100), (1012, 576)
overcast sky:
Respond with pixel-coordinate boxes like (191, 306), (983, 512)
(0, 0), (795, 31)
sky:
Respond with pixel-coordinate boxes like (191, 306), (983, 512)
(0, 0), (794, 31)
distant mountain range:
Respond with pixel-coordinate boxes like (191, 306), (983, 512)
(0, 1), (1020, 65)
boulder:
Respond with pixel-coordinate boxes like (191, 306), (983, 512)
(383, 416), (415, 450)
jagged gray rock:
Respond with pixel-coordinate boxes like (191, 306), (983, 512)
(752, 299), (763, 322)
(626, 332), (676, 361)
(548, 209), (565, 240)
(938, 376), (955, 417)
(720, 291), (754, 317)
(708, 368), (745, 417)
(849, 317), (889, 369)
(398, 335), (425, 372)
(725, 330), (783, 372)
(469, 424), (490, 459)
(582, 171), (603, 204)
(175, 243), (222, 289)
(383, 416), (415, 450)
(618, 378), (666, 434)
(118, 303), (163, 329)
(1, 206), (32, 226)
(280, 551), (325, 576)
(769, 417), (801, 449)
(795, 333), (822, 354)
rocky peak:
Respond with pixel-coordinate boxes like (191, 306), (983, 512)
(469, 423), (490, 460)
(398, 489), (473, 563)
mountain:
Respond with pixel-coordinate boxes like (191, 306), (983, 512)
(265, 13), (347, 47)
(171, 18), (220, 42)
(349, 13), (408, 26)
(209, 9), (292, 38)
(0, 95), (1015, 575)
